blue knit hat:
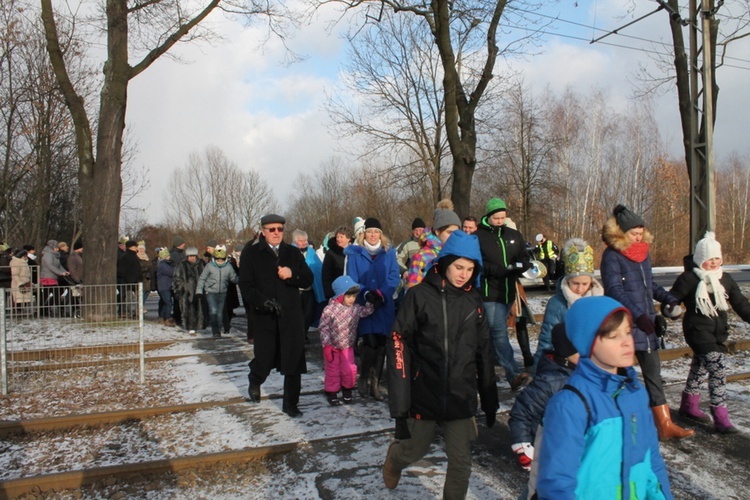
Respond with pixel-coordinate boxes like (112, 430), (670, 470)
(332, 275), (361, 299)
(565, 296), (630, 357)
(428, 230), (483, 276)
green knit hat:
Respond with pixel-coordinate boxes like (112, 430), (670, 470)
(485, 198), (507, 217)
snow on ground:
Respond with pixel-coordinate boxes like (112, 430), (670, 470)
(2, 284), (750, 498)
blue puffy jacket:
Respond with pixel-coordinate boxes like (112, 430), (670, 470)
(600, 218), (676, 352)
(344, 243), (400, 337)
(537, 358), (672, 499)
(509, 353), (573, 445)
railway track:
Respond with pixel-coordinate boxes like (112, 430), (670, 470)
(1, 337), (749, 498)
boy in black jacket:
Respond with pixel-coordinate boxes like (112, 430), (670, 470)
(384, 230), (498, 498)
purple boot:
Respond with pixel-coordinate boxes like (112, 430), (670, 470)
(710, 405), (739, 434)
(679, 392), (711, 423)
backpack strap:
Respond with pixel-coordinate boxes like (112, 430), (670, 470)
(563, 384), (592, 429)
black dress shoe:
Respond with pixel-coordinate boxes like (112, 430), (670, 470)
(248, 379), (261, 403)
(283, 407), (303, 418)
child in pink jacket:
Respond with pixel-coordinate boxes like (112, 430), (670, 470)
(319, 276), (375, 405)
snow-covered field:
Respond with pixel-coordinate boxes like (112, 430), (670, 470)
(1, 285), (749, 498)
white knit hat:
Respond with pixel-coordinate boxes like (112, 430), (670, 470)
(693, 231), (722, 267)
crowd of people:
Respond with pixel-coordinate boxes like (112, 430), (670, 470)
(2, 199), (747, 499)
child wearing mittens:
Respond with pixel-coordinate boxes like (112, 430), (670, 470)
(318, 276), (375, 406)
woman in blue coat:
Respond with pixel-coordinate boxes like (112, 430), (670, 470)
(600, 204), (692, 440)
(345, 217), (400, 401)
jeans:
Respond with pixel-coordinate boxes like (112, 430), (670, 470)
(484, 301), (519, 383)
(206, 292), (227, 334)
(635, 349), (666, 407)
(157, 290), (173, 320)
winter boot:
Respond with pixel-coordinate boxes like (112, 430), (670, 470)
(342, 387), (353, 404)
(679, 392), (711, 423)
(516, 318), (534, 368)
(247, 375), (261, 403)
(212, 325), (221, 338)
(370, 346), (386, 401)
(711, 405), (738, 434)
(326, 391), (342, 406)
(652, 404), (695, 440)
(358, 346), (374, 398)
(383, 442), (402, 489)
(282, 374), (303, 418)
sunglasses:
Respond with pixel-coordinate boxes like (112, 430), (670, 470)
(264, 226), (284, 233)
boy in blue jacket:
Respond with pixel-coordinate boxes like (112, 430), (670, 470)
(536, 296), (672, 499)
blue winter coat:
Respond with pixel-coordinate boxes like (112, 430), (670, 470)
(537, 358), (672, 499)
(344, 243), (400, 337)
(509, 353), (573, 444)
(156, 259), (174, 292)
(301, 245), (326, 303)
(600, 219), (676, 352)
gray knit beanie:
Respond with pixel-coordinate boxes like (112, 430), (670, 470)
(433, 209), (461, 230)
(613, 204), (645, 232)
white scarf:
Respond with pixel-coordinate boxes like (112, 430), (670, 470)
(363, 240), (382, 256)
(693, 267), (728, 317)
(562, 278), (604, 307)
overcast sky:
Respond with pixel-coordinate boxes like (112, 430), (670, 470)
(125, 1), (750, 225)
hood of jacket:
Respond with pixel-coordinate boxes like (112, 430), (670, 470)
(601, 215), (653, 252)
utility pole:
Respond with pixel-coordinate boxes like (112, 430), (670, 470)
(688, 0), (716, 249)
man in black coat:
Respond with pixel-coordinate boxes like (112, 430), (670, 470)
(239, 214), (313, 418)
(117, 240), (143, 318)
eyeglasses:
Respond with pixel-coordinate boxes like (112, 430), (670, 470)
(264, 226), (284, 233)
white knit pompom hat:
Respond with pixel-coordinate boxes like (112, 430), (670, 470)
(693, 231), (722, 267)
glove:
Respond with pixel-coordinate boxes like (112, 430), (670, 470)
(635, 314), (655, 335)
(263, 299), (283, 316)
(394, 418), (411, 440)
(323, 345), (335, 364)
(506, 262), (525, 275)
(661, 302), (683, 319)
(486, 412), (496, 428)
(511, 442), (534, 471)
(364, 289), (384, 306)
(194, 293), (204, 300)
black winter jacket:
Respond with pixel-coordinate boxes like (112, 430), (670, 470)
(474, 218), (531, 304)
(322, 240), (346, 299)
(670, 256), (750, 354)
(117, 250), (143, 284)
(387, 269), (498, 421)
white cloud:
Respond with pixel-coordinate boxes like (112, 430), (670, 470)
(125, 2), (750, 224)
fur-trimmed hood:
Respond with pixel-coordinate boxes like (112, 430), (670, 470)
(601, 215), (654, 252)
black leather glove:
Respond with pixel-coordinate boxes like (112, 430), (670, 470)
(394, 418), (411, 440)
(263, 299), (283, 316)
(506, 262), (524, 274)
(635, 314), (655, 335)
(486, 412), (496, 428)
(364, 290), (384, 306)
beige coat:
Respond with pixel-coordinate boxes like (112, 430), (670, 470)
(10, 256), (32, 305)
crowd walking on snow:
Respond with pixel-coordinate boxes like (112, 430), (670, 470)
(3, 198), (749, 499)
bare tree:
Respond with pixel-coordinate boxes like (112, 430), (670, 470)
(40, 0), (296, 319)
(317, 0), (548, 217)
(485, 79), (556, 237)
(326, 12), (450, 205)
(0, 0), (82, 246)
(717, 153), (750, 258)
(166, 146), (276, 238)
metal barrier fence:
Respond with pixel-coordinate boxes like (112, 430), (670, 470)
(0, 283), (144, 395)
